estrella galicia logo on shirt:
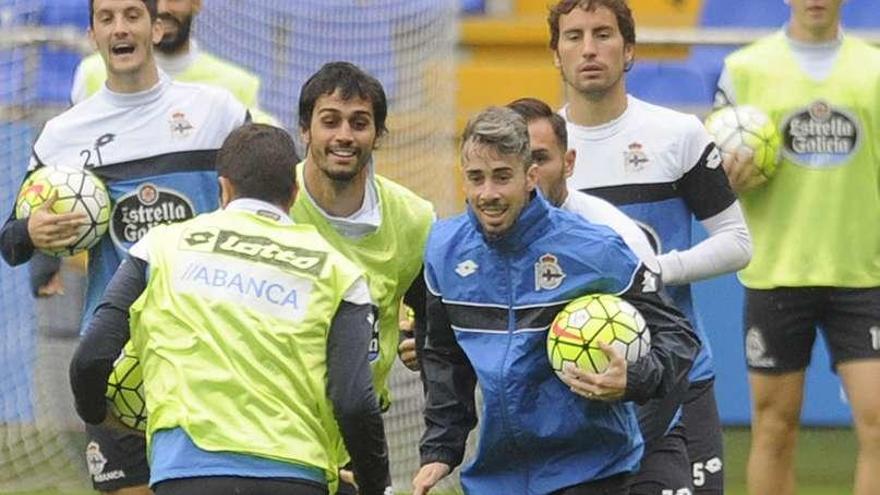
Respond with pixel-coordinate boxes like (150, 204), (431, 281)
(781, 100), (861, 168)
(178, 227), (328, 277)
(110, 183), (195, 248)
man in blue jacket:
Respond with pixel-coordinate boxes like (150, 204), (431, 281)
(412, 106), (699, 495)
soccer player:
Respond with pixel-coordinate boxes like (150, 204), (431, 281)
(0, 0), (247, 492)
(69, 123), (392, 495)
(716, 1), (880, 494)
(71, 0), (272, 122)
(412, 106), (698, 495)
(548, 1), (752, 494)
(291, 61), (435, 492)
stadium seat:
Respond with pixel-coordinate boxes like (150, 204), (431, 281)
(699, 0), (789, 28)
(627, 61), (712, 108)
(39, 0), (89, 28)
(36, 47), (79, 104)
(841, 1), (880, 28)
(460, 0), (485, 15)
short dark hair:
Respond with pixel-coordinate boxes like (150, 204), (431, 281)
(507, 97), (568, 152)
(89, 0), (158, 27)
(298, 61), (388, 137)
(216, 124), (299, 206)
(548, 0), (636, 50)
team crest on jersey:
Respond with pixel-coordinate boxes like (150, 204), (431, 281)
(85, 442), (107, 476)
(745, 326), (776, 368)
(623, 142), (650, 173)
(110, 183), (195, 248)
(535, 253), (565, 291)
(169, 111), (194, 137)
(781, 100), (861, 168)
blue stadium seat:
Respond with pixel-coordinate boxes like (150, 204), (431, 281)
(627, 61), (712, 107)
(39, 0), (89, 28)
(841, 1), (880, 28)
(699, 0), (789, 27)
(37, 47), (79, 104)
(460, 0), (485, 15)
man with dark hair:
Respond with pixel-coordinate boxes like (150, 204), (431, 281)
(412, 105), (698, 495)
(74, 0), (271, 122)
(70, 123), (393, 495)
(0, 0), (248, 492)
(292, 61), (435, 493)
(548, 1), (752, 493)
(717, 1), (880, 494)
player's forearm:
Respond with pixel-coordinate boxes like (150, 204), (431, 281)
(658, 202), (752, 285)
(327, 302), (392, 495)
(0, 215), (35, 266)
(623, 289), (699, 404)
(419, 293), (477, 469)
(69, 256), (145, 424)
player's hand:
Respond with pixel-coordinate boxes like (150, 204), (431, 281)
(398, 336), (419, 371)
(37, 271), (65, 297)
(412, 462), (451, 495)
(722, 147), (767, 194)
(26, 191), (88, 250)
(561, 343), (627, 402)
(339, 469), (358, 489)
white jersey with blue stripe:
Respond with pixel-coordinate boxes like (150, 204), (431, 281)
(30, 73), (248, 332)
(563, 96), (737, 382)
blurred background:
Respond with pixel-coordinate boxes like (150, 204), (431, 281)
(1, 0), (877, 493)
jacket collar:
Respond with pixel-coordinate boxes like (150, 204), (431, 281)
(466, 190), (551, 251)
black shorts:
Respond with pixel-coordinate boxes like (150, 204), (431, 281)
(85, 423), (150, 491)
(745, 287), (880, 372)
(682, 378), (724, 494)
(153, 476), (328, 495)
(551, 472), (631, 495)
(629, 422), (693, 495)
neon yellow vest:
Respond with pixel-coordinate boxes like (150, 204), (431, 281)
(77, 52), (276, 124)
(725, 33), (880, 288)
(291, 163), (434, 408)
(128, 208), (363, 483)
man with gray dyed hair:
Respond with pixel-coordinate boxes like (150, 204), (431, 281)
(413, 106), (699, 494)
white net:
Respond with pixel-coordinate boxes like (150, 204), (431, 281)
(1, 0), (461, 493)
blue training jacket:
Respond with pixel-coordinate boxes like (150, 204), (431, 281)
(419, 193), (698, 495)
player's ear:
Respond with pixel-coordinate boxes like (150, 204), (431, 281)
(151, 16), (163, 44)
(300, 128), (311, 149)
(553, 50), (562, 69)
(525, 163), (539, 191)
(563, 149), (575, 179)
(218, 176), (235, 208)
(87, 28), (97, 51)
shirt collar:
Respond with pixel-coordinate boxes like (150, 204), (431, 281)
(226, 198), (294, 225)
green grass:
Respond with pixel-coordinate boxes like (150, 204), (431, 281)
(2, 427), (858, 494)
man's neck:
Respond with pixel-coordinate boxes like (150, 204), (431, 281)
(565, 84), (628, 127)
(106, 63), (161, 94)
(788, 20), (840, 43)
(303, 159), (368, 218)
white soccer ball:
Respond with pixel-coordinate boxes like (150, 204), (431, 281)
(15, 166), (111, 256)
(705, 105), (782, 179)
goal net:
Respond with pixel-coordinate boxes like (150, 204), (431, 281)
(1, 0), (461, 492)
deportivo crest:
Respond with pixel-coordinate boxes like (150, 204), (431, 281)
(535, 253), (565, 291)
(455, 259), (478, 277)
(781, 100), (861, 168)
(169, 111), (194, 137)
(85, 441), (107, 476)
(110, 183), (195, 248)
(623, 142), (649, 173)
(745, 326), (776, 368)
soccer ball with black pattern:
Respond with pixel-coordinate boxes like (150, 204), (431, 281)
(704, 105), (781, 179)
(547, 294), (650, 377)
(105, 341), (146, 432)
(15, 166), (110, 256)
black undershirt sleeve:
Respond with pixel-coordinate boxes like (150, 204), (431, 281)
(326, 301), (391, 495)
(69, 255), (147, 424)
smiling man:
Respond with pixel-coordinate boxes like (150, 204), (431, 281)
(412, 106), (698, 495)
(290, 61), (435, 495)
(1, 1), (248, 493)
